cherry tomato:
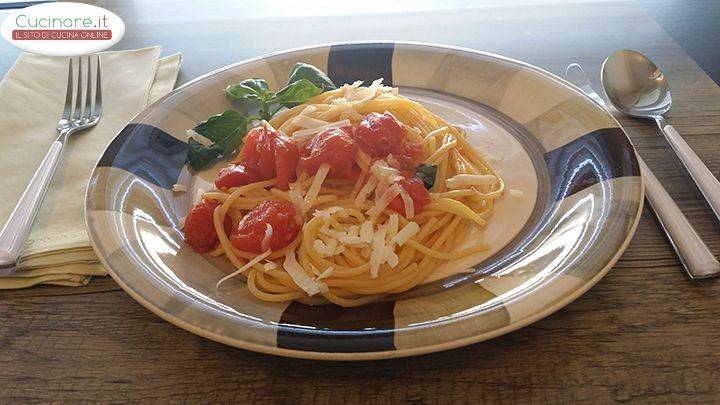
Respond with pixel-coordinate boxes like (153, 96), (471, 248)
(239, 122), (299, 190)
(184, 199), (232, 253)
(388, 143), (422, 178)
(300, 126), (359, 179)
(388, 177), (431, 217)
(214, 162), (259, 190)
(273, 135), (301, 190)
(355, 112), (407, 158)
(230, 200), (302, 253)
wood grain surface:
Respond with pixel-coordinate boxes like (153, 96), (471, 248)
(2, 1), (720, 403)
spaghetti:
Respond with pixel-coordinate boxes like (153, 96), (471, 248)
(185, 79), (504, 307)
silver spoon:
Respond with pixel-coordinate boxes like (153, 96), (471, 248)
(601, 50), (720, 222)
(567, 63), (719, 280)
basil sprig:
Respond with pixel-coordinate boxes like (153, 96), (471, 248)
(186, 63), (336, 171)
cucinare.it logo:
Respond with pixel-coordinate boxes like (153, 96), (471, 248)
(0, 2), (125, 56)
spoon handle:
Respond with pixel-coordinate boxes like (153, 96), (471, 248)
(660, 121), (720, 221)
(640, 157), (720, 279)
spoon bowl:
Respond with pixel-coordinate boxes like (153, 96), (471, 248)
(601, 49), (672, 118)
(601, 49), (720, 228)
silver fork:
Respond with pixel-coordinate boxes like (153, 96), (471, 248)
(0, 55), (102, 276)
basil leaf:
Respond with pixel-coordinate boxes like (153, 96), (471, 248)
(241, 78), (272, 96)
(272, 79), (323, 107)
(222, 125), (248, 157)
(194, 110), (247, 142)
(225, 78), (272, 113)
(187, 110), (249, 170)
(287, 63), (336, 91)
(416, 163), (438, 190)
(187, 139), (224, 171)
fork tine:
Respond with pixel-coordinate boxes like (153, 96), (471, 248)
(62, 58), (74, 120)
(94, 55), (103, 117)
(84, 55), (93, 119)
(72, 57), (83, 120)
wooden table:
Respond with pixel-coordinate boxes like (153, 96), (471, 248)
(2, 1), (720, 402)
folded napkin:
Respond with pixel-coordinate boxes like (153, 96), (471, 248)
(0, 47), (182, 289)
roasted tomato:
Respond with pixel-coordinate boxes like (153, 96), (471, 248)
(387, 142), (422, 178)
(239, 122), (300, 190)
(184, 199), (232, 253)
(388, 177), (431, 217)
(214, 162), (259, 190)
(354, 112), (407, 158)
(230, 200), (302, 253)
(300, 126), (359, 179)
(273, 135), (301, 190)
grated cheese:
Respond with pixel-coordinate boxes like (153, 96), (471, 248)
(366, 183), (402, 217)
(344, 80), (363, 101)
(370, 160), (403, 184)
(291, 115), (329, 129)
(187, 129), (214, 146)
(172, 184), (187, 193)
(446, 174), (498, 189)
(359, 220), (374, 243)
(391, 222), (420, 246)
(350, 78), (384, 102)
(283, 251), (324, 296)
(304, 163), (330, 208)
(263, 261), (277, 272)
(216, 250), (272, 289)
(291, 119), (352, 143)
(299, 105), (317, 115)
(260, 223), (273, 252)
(193, 188), (205, 205)
(288, 182), (306, 220)
(398, 186), (415, 218)
(354, 176), (379, 208)
(370, 225), (388, 278)
(387, 214), (399, 241)
(382, 246), (399, 268)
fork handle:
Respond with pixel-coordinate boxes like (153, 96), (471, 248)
(0, 139), (64, 276)
(640, 157), (720, 279)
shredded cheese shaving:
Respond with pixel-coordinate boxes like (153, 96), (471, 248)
(370, 225), (388, 278)
(260, 223), (273, 252)
(291, 115), (329, 129)
(398, 186), (415, 218)
(354, 175), (378, 208)
(304, 163), (330, 208)
(367, 183), (402, 217)
(172, 184), (187, 193)
(283, 251), (324, 296)
(216, 250), (272, 289)
(391, 222), (420, 246)
(291, 119), (352, 143)
(263, 261), (277, 272)
(446, 174), (498, 189)
(186, 129), (213, 146)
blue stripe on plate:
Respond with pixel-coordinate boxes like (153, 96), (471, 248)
(545, 127), (640, 200)
(277, 301), (396, 353)
(97, 123), (187, 190)
(327, 43), (395, 87)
